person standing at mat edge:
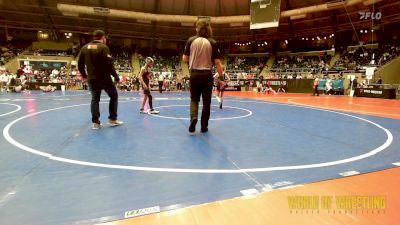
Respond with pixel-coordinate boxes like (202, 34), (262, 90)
(312, 76), (319, 96)
(139, 57), (160, 114)
(183, 18), (223, 133)
(78, 30), (123, 129)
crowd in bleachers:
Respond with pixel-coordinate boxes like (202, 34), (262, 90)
(334, 48), (376, 70)
(1, 39), (33, 66)
(226, 56), (266, 74)
(268, 55), (331, 80)
(0, 63), (80, 92)
(137, 49), (181, 73)
(377, 44), (400, 66)
(2, 37), (400, 94)
(334, 43), (400, 70)
(24, 48), (71, 56)
(1, 45), (24, 66)
(273, 55), (330, 71)
(112, 51), (132, 73)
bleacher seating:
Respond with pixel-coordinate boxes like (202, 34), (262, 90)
(137, 49), (180, 72)
(226, 56), (266, 74)
(333, 44), (400, 70)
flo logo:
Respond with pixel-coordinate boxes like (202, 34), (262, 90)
(359, 11), (382, 20)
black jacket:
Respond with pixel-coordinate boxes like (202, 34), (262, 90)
(78, 40), (119, 85)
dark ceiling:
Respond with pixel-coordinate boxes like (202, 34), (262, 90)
(1, 0), (400, 42)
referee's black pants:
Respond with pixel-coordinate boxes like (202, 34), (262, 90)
(189, 70), (213, 129)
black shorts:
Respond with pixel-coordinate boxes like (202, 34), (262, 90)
(142, 82), (151, 95)
(143, 89), (151, 95)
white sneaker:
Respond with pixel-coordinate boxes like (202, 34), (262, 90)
(92, 123), (102, 130)
(139, 109), (148, 114)
(108, 119), (123, 126)
(148, 109), (159, 114)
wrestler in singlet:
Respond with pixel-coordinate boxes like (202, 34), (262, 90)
(139, 57), (159, 114)
(214, 69), (230, 109)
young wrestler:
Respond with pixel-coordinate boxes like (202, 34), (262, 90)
(214, 68), (231, 109)
(263, 79), (276, 94)
(139, 57), (159, 114)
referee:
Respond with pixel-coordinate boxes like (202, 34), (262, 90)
(78, 30), (123, 129)
(183, 18), (223, 133)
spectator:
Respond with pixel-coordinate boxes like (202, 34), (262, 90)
(325, 78), (333, 95)
(312, 77), (319, 96)
(157, 73), (164, 93)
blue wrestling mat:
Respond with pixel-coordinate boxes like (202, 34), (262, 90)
(0, 91), (399, 224)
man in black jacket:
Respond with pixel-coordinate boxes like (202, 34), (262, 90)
(78, 30), (123, 129)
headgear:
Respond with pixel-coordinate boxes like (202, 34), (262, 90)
(145, 57), (154, 64)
